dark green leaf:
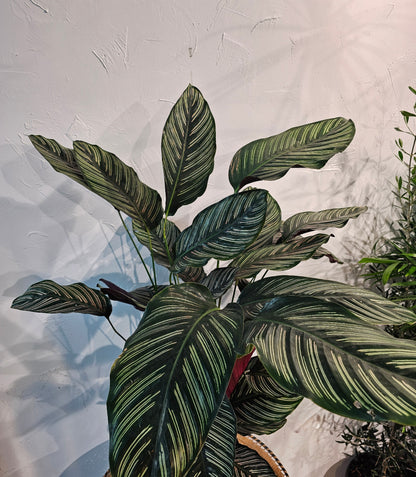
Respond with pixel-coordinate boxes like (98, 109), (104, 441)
(162, 84), (216, 216)
(229, 117), (355, 191)
(173, 190), (268, 272)
(107, 283), (243, 477)
(73, 141), (163, 228)
(230, 357), (303, 435)
(29, 135), (88, 187)
(245, 191), (281, 251)
(237, 275), (416, 325)
(189, 398), (236, 477)
(11, 280), (112, 318)
(246, 296), (416, 425)
(99, 279), (166, 311)
(133, 218), (180, 268)
(232, 234), (331, 279)
(281, 206), (367, 240)
(201, 267), (238, 298)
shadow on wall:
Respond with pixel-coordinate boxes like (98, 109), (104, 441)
(59, 441), (110, 477)
(1, 139), (171, 476)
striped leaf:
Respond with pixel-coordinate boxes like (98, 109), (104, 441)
(162, 84), (216, 216)
(189, 398), (236, 477)
(107, 283), (243, 477)
(29, 135), (88, 187)
(245, 191), (281, 251)
(132, 218), (206, 281)
(11, 280), (111, 318)
(229, 117), (355, 191)
(73, 141), (163, 229)
(230, 357), (303, 435)
(173, 190), (268, 273)
(282, 206), (367, 240)
(201, 267), (238, 298)
(246, 296), (416, 425)
(232, 234), (331, 279)
(133, 218), (180, 268)
(237, 275), (416, 325)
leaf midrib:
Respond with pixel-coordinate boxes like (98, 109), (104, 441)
(151, 303), (220, 476)
(165, 87), (193, 216)
(251, 314), (416, 379)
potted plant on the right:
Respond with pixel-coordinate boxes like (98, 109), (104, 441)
(339, 86), (416, 477)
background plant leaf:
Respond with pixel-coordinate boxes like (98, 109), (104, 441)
(229, 117), (355, 191)
(11, 280), (112, 318)
(73, 141), (163, 229)
(107, 283), (243, 477)
(246, 296), (416, 425)
(173, 190), (267, 272)
(162, 84), (216, 216)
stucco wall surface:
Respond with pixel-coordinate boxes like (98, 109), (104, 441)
(1, 1), (416, 476)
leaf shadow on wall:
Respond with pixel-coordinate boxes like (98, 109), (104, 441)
(1, 137), (167, 475)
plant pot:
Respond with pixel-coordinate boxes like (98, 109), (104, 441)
(104, 434), (289, 477)
(236, 434), (289, 477)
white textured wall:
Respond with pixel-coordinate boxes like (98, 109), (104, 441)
(1, 1), (415, 476)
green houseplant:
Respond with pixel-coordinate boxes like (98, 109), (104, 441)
(11, 85), (416, 477)
(338, 87), (416, 477)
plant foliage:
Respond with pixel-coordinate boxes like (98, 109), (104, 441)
(12, 84), (416, 476)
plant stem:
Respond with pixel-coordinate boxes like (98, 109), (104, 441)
(118, 211), (157, 289)
(106, 316), (126, 342)
(405, 134), (416, 243)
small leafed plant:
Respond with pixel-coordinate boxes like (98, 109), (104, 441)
(11, 85), (416, 477)
(338, 87), (416, 477)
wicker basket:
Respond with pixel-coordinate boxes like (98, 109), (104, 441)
(104, 434), (289, 476)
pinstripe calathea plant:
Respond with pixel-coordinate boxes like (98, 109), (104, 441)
(11, 85), (416, 477)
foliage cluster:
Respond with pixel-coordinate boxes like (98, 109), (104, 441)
(11, 85), (416, 477)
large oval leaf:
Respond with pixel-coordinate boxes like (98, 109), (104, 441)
(232, 234), (331, 279)
(188, 397), (236, 477)
(237, 275), (416, 325)
(229, 117), (355, 191)
(281, 206), (367, 240)
(29, 135), (88, 187)
(173, 190), (268, 272)
(246, 296), (416, 425)
(11, 280), (112, 317)
(73, 141), (163, 229)
(107, 283), (243, 477)
(162, 84), (216, 216)
(230, 356), (303, 435)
